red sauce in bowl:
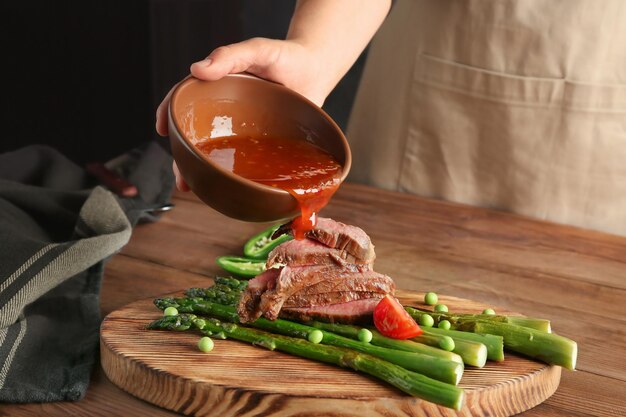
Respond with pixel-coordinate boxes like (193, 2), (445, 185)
(196, 136), (343, 239)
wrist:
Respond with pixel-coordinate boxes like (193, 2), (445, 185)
(270, 39), (331, 106)
(281, 39), (338, 106)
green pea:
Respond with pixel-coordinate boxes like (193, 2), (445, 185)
(424, 292), (438, 306)
(438, 319), (451, 330)
(482, 308), (496, 315)
(439, 336), (455, 351)
(358, 328), (373, 343)
(163, 306), (178, 317)
(308, 329), (323, 344)
(198, 336), (214, 353)
(419, 314), (434, 327)
(434, 304), (448, 313)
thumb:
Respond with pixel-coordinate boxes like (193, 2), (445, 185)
(190, 38), (280, 81)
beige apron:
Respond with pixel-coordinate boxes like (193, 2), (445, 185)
(347, 0), (626, 235)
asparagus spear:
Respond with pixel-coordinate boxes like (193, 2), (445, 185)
(155, 297), (463, 385)
(422, 327), (504, 362)
(183, 277), (247, 305)
(213, 276), (248, 290)
(412, 332), (488, 368)
(186, 278), (245, 297)
(406, 307), (551, 333)
(147, 314), (464, 410)
(310, 321), (464, 365)
(411, 333), (455, 351)
(458, 321), (577, 370)
(406, 308), (576, 369)
(396, 329), (488, 368)
(506, 316), (551, 332)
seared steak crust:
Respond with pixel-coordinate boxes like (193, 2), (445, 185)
(237, 268), (280, 323)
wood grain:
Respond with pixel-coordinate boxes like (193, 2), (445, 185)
(100, 290), (561, 417)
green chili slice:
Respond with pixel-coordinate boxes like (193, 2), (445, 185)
(216, 256), (266, 278)
(243, 224), (293, 260)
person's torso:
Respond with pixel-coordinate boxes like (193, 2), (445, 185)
(347, 0), (626, 235)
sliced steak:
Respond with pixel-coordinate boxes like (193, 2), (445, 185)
(254, 266), (392, 322)
(280, 298), (381, 324)
(236, 218), (392, 324)
(272, 217), (375, 264)
(296, 272), (395, 296)
(237, 267), (280, 323)
(283, 291), (382, 308)
(267, 238), (372, 268)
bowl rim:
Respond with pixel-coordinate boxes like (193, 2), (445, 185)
(168, 73), (352, 197)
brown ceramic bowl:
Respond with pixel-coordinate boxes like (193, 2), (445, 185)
(168, 74), (351, 222)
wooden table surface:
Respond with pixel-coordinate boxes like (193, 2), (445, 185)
(3, 183), (625, 416)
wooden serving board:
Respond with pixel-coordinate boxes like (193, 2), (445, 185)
(100, 290), (561, 417)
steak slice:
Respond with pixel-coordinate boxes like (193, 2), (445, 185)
(273, 217), (375, 264)
(280, 298), (381, 324)
(256, 265), (337, 321)
(267, 238), (372, 268)
(237, 267), (280, 323)
(254, 266), (391, 322)
(296, 273), (395, 296)
(283, 291), (382, 308)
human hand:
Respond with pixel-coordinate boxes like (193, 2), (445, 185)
(155, 38), (328, 192)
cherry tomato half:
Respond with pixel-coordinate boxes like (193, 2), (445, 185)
(373, 295), (423, 339)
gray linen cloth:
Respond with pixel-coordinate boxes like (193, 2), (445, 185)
(0, 143), (173, 402)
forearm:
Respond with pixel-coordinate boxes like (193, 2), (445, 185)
(287, 0), (391, 95)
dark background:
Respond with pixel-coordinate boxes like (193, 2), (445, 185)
(2, 0), (366, 165)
